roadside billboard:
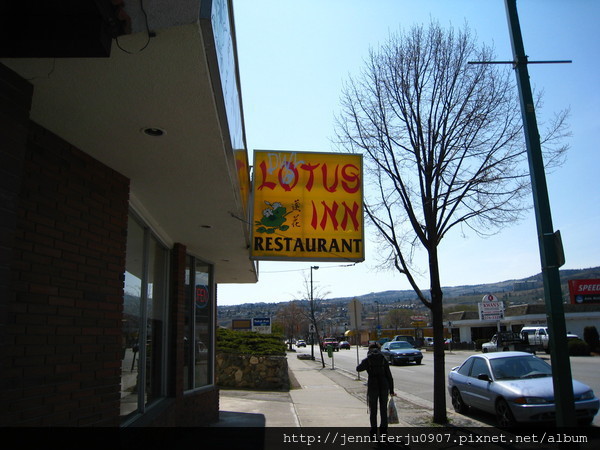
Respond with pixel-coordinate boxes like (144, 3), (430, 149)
(231, 319), (251, 331)
(252, 317), (272, 334)
(478, 294), (504, 321)
(250, 150), (364, 261)
(569, 279), (600, 305)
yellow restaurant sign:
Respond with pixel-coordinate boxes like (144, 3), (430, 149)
(251, 150), (364, 261)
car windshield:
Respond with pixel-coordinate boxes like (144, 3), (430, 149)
(490, 355), (552, 380)
(388, 342), (412, 350)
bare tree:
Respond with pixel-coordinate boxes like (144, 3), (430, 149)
(294, 270), (332, 367)
(384, 308), (413, 330)
(335, 21), (568, 424)
(275, 301), (308, 350)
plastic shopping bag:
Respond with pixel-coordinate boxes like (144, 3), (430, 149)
(387, 396), (399, 424)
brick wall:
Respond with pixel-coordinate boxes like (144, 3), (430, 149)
(160, 243), (219, 426)
(1, 64), (220, 428)
(2, 121), (130, 426)
(0, 63), (33, 426)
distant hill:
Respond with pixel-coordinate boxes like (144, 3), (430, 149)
(326, 266), (600, 306)
(216, 267), (600, 324)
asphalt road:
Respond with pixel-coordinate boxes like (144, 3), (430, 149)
(296, 344), (600, 427)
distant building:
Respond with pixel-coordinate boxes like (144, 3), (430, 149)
(447, 304), (600, 343)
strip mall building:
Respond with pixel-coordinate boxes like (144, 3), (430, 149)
(448, 303), (600, 345)
(1, 1), (258, 426)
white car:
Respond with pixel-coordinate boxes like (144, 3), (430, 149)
(481, 336), (500, 353)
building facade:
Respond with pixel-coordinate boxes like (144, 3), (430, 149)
(447, 304), (600, 344)
(1, 0), (257, 426)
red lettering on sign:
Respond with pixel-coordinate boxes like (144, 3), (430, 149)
(341, 164), (360, 193)
(322, 164), (339, 193)
(341, 201), (360, 230)
(300, 163), (319, 191)
(256, 159), (360, 194)
(278, 162), (299, 191)
(257, 161), (276, 191)
(310, 200), (361, 231)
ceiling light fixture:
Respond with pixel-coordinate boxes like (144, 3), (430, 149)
(142, 127), (166, 137)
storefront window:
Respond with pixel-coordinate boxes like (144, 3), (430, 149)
(120, 214), (169, 421)
(145, 236), (168, 405)
(184, 256), (214, 390)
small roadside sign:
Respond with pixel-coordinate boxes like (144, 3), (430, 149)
(252, 317), (271, 334)
(349, 298), (362, 329)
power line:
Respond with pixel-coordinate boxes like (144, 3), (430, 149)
(262, 263), (357, 274)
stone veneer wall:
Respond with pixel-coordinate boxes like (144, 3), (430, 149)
(216, 354), (290, 391)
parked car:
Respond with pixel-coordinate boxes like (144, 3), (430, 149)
(338, 340), (351, 349)
(381, 341), (423, 365)
(391, 335), (416, 347)
(520, 326), (550, 354)
(520, 326), (580, 354)
(424, 337), (434, 346)
(481, 331), (535, 354)
(320, 338), (339, 351)
(296, 339), (306, 347)
(448, 352), (599, 427)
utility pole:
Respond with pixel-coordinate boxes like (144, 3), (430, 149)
(310, 265), (325, 368)
(504, 0), (575, 426)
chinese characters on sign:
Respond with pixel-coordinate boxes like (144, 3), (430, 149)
(251, 150), (364, 261)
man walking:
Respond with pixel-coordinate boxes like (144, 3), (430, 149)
(357, 342), (396, 436)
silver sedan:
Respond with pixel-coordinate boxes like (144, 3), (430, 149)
(447, 352), (599, 427)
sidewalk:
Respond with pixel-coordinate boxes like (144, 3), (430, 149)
(214, 352), (486, 428)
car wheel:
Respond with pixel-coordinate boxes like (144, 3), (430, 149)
(482, 348), (488, 353)
(415, 359), (422, 365)
(495, 398), (517, 428)
(451, 388), (468, 414)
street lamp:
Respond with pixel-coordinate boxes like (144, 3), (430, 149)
(375, 300), (381, 341)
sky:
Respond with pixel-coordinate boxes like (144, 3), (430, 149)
(218, 0), (600, 306)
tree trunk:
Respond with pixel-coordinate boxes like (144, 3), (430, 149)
(429, 250), (448, 424)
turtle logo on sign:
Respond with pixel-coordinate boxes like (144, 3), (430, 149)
(255, 201), (294, 234)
